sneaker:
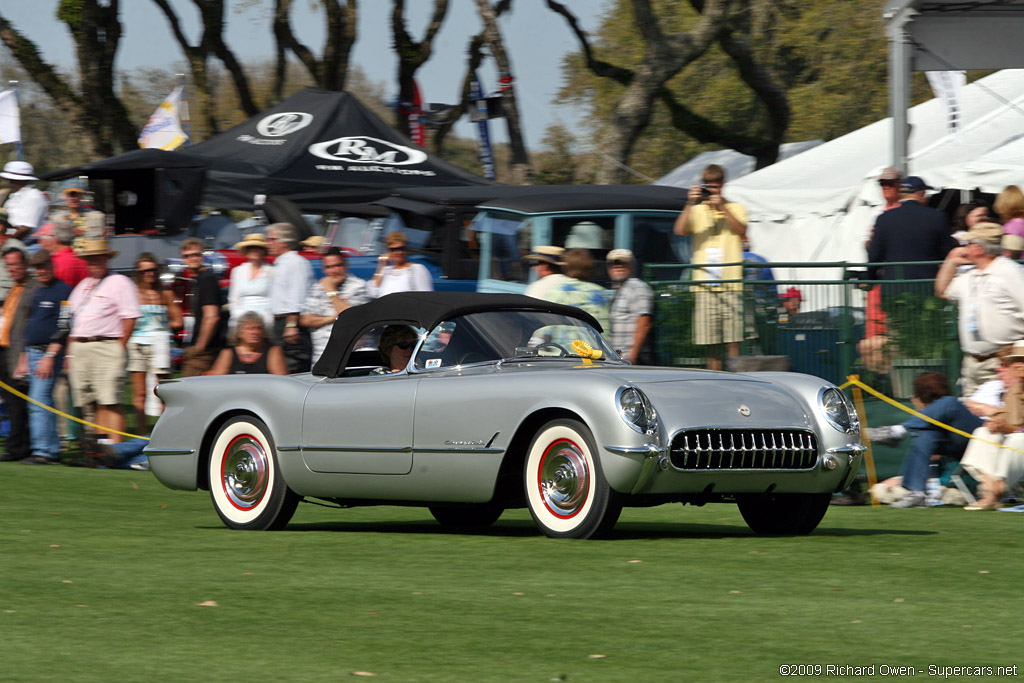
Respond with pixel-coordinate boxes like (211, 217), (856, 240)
(890, 490), (927, 508)
(129, 460), (150, 471)
(21, 455), (60, 465)
(80, 436), (118, 469)
(867, 426), (904, 447)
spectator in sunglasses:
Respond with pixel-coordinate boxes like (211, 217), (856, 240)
(367, 231), (433, 299)
(370, 324), (418, 375)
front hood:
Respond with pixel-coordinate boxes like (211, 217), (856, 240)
(635, 377), (813, 430)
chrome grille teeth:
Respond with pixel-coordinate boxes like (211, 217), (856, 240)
(668, 429), (819, 471)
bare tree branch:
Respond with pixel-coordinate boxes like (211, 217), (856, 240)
(275, 0), (357, 92)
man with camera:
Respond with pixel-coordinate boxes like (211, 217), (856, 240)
(673, 164), (749, 370)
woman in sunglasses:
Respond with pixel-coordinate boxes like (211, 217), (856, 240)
(367, 231), (433, 299)
(370, 325), (418, 375)
(127, 253), (183, 433)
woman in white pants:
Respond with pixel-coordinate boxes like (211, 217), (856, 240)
(961, 342), (1024, 509)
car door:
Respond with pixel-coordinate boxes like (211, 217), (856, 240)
(300, 374), (417, 474)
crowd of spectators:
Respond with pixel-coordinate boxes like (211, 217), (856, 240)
(3, 155), (1024, 509)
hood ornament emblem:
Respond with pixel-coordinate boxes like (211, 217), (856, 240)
(738, 405), (751, 417)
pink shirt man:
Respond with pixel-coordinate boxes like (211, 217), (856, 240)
(68, 273), (141, 338)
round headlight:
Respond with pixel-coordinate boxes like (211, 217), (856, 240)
(820, 387), (858, 433)
(617, 386), (658, 435)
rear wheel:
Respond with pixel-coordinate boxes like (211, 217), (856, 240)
(208, 416), (299, 530)
(737, 492), (831, 535)
(524, 419), (621, 539)
(429, 504), (504, 530)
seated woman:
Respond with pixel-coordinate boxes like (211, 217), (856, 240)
(960, 342), (1024, 510)
(370, 325), (418, 375)
(208, 311), (288, 376)
(868, 372), (982, 508)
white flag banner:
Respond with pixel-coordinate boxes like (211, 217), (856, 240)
(0, 90), (21, 144)
(926, 70), (966, 141)
(138, 84), (188, 150)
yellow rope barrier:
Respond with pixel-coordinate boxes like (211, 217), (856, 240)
(842, 375), (1024, 455)
(0, 378), (150, 442)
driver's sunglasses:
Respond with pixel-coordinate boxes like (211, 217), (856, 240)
(138, 267), (159, 274)
(389, 245), (407, 252)
(394, 341), (415, 350)
(879, 180), (899, 187)
(609, 260), (630, 267)
(182, 252), (203, 258)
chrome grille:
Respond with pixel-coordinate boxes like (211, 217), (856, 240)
(669, 429), (819, 471)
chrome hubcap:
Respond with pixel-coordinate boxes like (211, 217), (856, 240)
(540, 441), (589, 517)
(222, 436), (268, 510)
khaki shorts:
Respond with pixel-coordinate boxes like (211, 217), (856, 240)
(127, 341), (170, 375)
(70, 340), (126, 407)
(693, 287), (743, 346)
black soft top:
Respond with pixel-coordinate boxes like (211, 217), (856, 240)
(311, 292), (602, 378)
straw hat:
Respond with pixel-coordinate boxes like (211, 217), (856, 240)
(75, 238), (118, 258)
(524, 245), (565, 266)
(964, 222), (1004, 245)
(234, 232), (269, 251)
(1003, 340), (1024, 362)
(301, 235), (324, 249)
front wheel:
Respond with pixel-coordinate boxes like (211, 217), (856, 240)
(208, 416), (299, 530)
(524, 419), (621, 539)
(737, 492), (831, 535)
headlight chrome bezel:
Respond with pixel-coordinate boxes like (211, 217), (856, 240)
(616, 385), (659, 435)
(819, 386), (859, 434)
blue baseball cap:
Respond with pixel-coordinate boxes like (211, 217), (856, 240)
(900, 176), (933, 192)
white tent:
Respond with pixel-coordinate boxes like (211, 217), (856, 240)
(724, 69), (1024, 272)
(655, 140), (823, 189)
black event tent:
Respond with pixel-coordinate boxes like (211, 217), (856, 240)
(44, 87), (492, 228)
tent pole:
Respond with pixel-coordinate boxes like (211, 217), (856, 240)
(887, 5), (915, 175)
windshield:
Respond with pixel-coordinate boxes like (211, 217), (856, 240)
(413, 310), (618, 370)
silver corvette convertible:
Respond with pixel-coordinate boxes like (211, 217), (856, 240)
(146, 292), (865, 538)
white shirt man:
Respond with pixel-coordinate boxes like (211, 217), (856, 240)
(1, 161), (49, 243)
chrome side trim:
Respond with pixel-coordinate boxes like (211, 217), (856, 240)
(277, 445), (301, 452)
(142, 448), (195, 457)
(300, 446), (413, 454)
(412, 447), (505, 455)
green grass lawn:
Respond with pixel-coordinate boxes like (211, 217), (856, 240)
(2, 464), (1021, 682)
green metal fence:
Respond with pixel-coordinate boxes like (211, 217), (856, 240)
(644, 260), (962, 398)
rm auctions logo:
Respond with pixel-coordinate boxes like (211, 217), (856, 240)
(308, 136), (427, 166)
(255, 112), (314, 137)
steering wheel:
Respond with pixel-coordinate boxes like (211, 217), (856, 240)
(534, 342), (569, 357)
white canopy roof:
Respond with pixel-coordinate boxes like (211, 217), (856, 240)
(655, 140), (823, 189)
(721, 69), (1024, 268)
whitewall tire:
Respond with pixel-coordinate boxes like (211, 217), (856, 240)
(208, 416), (299, 530)
(524, 419), (620, 539)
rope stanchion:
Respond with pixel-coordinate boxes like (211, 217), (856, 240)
(0, 378), (150, 442)
(845, 375), (881, 506)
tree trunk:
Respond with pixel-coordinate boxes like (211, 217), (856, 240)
(0, 2), (137, 158)
(473, 0), (532, 185)
(392, 0), (449, 138)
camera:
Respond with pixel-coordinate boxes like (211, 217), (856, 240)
(700, 184), (711, 202)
